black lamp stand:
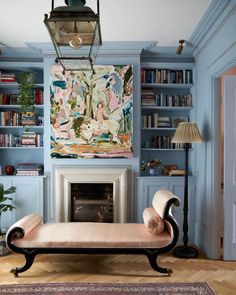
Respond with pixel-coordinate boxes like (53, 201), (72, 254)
(173, 143), (198, 258)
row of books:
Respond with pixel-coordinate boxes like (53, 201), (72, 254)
(141, 68), (193, 84)
(0, 111), (43, 126)
(0, 132), (43, 147)
(16, 162), (44, 176)
(0, 89), (44, 105)
(141, 92), (192, 107)
(0, 72), (17, 83)
(142, 115), (188, 128)
(142, 136), (191, 149)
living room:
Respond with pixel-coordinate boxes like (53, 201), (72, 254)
(0, 0), (236, 294)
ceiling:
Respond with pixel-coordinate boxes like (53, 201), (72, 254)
(0, 0), (212, 50)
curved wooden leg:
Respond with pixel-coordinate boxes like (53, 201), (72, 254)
(10, 251), (36, 277)
(146, 251), (172, 275)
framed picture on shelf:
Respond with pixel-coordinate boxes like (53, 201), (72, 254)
(171, 116), (188, 128)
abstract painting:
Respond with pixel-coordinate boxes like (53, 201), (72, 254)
(50, 65), (133, 158)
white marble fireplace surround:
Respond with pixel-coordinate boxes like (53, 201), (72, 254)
(54, 166), (129, 223)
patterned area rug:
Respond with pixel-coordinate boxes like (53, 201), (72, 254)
(0, 282), (215, 295)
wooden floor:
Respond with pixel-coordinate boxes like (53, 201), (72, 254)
(1, 252), (236, 294)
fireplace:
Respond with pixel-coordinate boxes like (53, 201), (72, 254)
(71, 183), (113, 222)
(54, 166), (128, 223)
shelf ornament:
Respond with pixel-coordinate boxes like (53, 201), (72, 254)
(141, 159), (163, 176)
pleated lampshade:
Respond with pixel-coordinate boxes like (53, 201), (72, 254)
(171, 122), (203, 143)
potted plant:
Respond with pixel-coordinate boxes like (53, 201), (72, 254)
(18, 72), (36, 112)
(0, 183), (16, 256)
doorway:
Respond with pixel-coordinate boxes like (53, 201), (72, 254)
(218, 67), (236, 259)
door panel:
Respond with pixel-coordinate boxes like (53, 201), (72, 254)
(223, 76), (236, 260)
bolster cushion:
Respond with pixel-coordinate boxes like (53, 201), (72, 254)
(6, 213), (43, 240)
(143, 207), (164, 235)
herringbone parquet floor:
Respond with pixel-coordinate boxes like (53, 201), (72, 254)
(1, 253), (236, 294)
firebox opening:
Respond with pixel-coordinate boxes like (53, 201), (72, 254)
(71, 183), (113, 223)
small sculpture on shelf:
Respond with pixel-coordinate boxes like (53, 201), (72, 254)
(141, 158), (163, 176)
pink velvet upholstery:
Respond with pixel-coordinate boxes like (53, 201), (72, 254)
(13, 221), (172, 249)
(143, 207), (164, 235)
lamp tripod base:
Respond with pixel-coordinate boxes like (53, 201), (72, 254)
(173, 245), (198, 258)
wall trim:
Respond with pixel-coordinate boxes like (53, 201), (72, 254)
(189, 0), (235, 56)
(28, 41), (156, 57)
(205, 43), (236, 258)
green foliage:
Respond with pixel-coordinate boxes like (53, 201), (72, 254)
(18, 72), (36, 112)
(0, 183), (16, 214)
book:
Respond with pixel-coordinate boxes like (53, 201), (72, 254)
(169, 169), (185, 176)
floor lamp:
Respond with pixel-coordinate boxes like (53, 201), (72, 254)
(171, 122), (203, 258)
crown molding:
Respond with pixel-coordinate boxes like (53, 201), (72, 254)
(188, 0), (236, 56)
(27, 41), (157, 57)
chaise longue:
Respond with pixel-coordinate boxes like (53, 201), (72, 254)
(6, 189), (180, 277)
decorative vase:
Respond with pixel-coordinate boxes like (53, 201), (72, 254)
(149, 168), (156, 176)
(5, 165), (15, 175)
(149, 167), (163, 176)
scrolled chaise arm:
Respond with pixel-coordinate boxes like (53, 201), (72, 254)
(152, 190), (180, 250)
(143, 190), (180, 275)
(6, 213), (43, 254)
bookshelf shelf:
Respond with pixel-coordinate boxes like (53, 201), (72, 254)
(141, 83), (193, 89)
(0, 125), (44, 129)
(141, 106), (192, 111)
(0, 61), (44, 170)
(0, 147), (44, 150)
(140, 62), (195, 174)
(0, 104), (44, 109)
(0, 83), (44, 88)
(142, 127), (176, 131)
(141, 148), (192, 151)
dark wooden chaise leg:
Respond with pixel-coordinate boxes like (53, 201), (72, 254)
(146, 251), (172, 275)
(10, 251), (36, 277)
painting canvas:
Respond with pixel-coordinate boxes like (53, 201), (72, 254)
(50, 65), (133, 158)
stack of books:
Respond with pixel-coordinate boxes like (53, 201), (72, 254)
(158, 117), (171, 127)
(21, 131), (37, 147)
(16, 163), (44, 176)
(169, 169), (185, 176)
(0, 72), (17, 83)
(141, 88), (156, 106)
(21, 112), (37, 126)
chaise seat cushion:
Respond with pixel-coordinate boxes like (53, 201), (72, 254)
(13, 222), (172, 249)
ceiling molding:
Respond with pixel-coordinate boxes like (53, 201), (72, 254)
(28, 41), (157, 57)
(188, 0), (235, 56)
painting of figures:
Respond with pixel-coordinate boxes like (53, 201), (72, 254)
(50, 65), (133, 158)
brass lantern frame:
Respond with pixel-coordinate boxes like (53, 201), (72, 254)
(44, 0), (102, 72)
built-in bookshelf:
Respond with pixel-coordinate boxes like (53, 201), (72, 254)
(140, 62), (195, 176)
(0, 61), (44, 173)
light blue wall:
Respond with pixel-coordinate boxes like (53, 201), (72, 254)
(42, 47), (142, 223)
(192, 0), (236, 258)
